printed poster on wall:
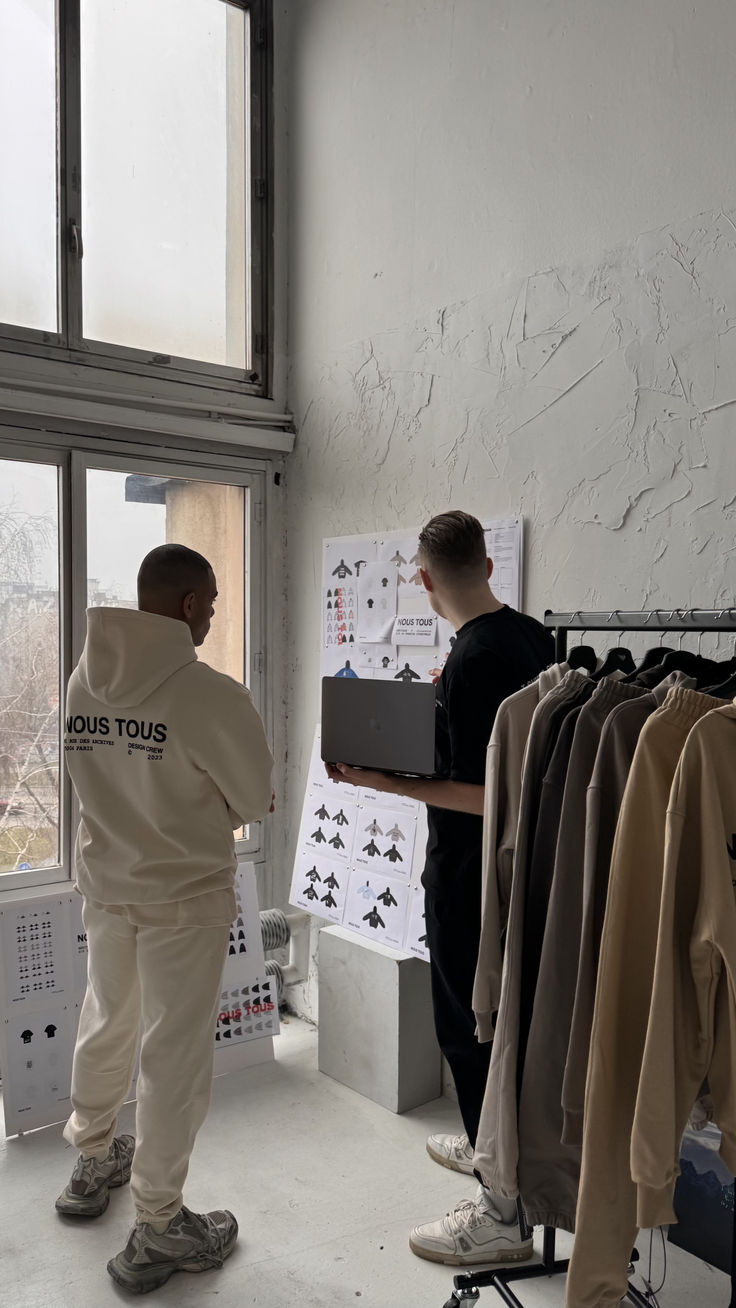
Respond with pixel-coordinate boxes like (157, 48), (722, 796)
(342, 868), (411, 950)
(321, 520), (522, 688)
(288, 729), (423, 952)
(295, 515), (523, 960)
(356, 562), (398, 643)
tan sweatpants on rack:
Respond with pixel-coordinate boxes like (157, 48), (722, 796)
(566, 688), (724, 1308)
(64, 899), (229, 1225)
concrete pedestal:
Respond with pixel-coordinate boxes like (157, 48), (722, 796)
(318, 925), (441, 1113)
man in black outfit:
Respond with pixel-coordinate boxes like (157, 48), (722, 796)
(328, 510), (553, 1265)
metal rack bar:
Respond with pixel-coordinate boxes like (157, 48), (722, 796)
(545, 608), (736, 663)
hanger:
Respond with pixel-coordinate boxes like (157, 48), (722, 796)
(622, 612), (676, 682)
(654, 613), (736, 687)
(592, 614), (635, 680)
(701, 611), (736, 695)
(636, 611), (677, 672)
(565, 615), (598, 673)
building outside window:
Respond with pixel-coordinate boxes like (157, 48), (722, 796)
(0, 446), (267, 892)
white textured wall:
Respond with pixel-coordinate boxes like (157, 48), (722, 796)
(282, 0), (736, 1018)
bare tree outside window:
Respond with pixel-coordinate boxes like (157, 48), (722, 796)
(0, 468), (60, 875)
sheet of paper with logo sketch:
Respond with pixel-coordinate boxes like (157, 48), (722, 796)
(290, 849), (348, 923)
(2, 1004), (78, 1134)
(322, 537), (377, 651)
(0, 897), (75, 1006)
(377, 533), (423, 597)
(216, 974), (279, 1048)
(357, 562), (398, 643)
(391, 613), (438, 646)
(342, 868), (410, 949)
(222, 862), (265, 987)
(289, 728), (360, 918)
(217, 863), (278, 1047)
(356, 642), (397, 673)
(322, 646), (366, 680)
(403, 884), (430, 961)
(302, 791), (359, 863)
(353, 805), (417, 879)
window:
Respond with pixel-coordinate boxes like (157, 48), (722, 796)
(0, 439), (267, 890)
(0, 458), (62, 881)
(86, 469), (249, 689)
(0, 0), (272, 393)
(0, 1), (58, 334)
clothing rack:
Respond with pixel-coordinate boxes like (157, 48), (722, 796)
(442, 607), (736, 1308)
(546, 607), (736, 665)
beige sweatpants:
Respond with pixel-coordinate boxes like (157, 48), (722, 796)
(64, 899), (229, 1225)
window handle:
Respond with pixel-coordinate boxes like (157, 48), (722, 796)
(69, 220), (84, 260)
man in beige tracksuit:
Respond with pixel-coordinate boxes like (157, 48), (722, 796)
(55, 544), (273, 1295)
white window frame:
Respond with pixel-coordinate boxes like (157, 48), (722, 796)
(0, 424), (272, 898)
(0, 0), (274, 399)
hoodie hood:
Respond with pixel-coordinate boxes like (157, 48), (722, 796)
(77, 608), (197, 708)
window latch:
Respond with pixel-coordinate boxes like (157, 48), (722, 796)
(68, 220), (84, 260)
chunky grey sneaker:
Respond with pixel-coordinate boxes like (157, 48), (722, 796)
(426, 1130), (475, 1175)
(55, 1134), (135, 1218)
(107, 1205), (238, 1295)
(410, 1195), (534, 1266)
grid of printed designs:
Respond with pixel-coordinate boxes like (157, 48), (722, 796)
(290, 764), (428, 959)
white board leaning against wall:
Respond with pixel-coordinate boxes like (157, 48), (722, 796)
(0, 862), (276, 1137)
(289, 519), (523, 957)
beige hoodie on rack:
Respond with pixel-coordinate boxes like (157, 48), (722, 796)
(64, 608), (274, 921)
(631, 700), (736, 1228)
(473, 662), (568, 1041)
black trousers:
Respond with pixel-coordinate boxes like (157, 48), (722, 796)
(424, 886), (492, 1150)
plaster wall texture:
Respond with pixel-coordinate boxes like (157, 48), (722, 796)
(281, 0), (736, 1019)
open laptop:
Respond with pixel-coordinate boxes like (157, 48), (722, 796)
(321, 676), (437, 777)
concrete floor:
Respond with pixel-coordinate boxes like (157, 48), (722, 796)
(0, 1016), (729, 1308)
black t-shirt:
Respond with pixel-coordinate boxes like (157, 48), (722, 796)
(422, 606), (555, 896)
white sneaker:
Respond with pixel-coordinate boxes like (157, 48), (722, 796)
(409, 1196), (534, 1266)
(426, 1131), (475, 1175)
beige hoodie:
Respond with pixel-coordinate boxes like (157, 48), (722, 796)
(473, 662), (569, 1041)
(65, 608), (273, 916)
(631, 701), (736, 1228)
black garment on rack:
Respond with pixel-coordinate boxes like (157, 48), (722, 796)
(706, 671), (736, 699)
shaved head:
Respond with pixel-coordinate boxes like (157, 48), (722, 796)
(137, 544), (217, 646)
(137, 544), (212, 600)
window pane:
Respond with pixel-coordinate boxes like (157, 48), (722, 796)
(86, 468), (249, 839)
(0, 461), (60, 875)
(0, 0), (58, 333)
(86, 470), (246, 685)
(80, 0), (248, 368)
